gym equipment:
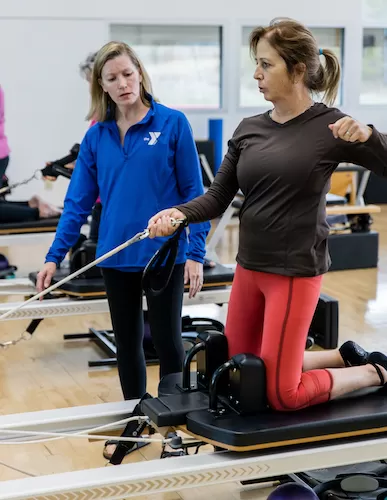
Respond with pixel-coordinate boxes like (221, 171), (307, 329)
(322, 163), (382, 271)
(0, 254), (16, 279)
(0, 143), (79, 196)
(40, 143), (80, 180)
(296, 462), (387, 498)
(0, 218), (186, 348)
(326, 203), (381, 271)
(1, 330), (387, 499)
(140, 332), (387, 495)
(0, 144), (79, 236)
(267, 483), (319, 499)
(67, 314), (226, 368)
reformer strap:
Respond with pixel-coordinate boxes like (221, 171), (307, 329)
(142, 221), (187, 296)
(0, 218), (185, 347)
(108, 393), (153, 465)
(26, 318), (44, 336)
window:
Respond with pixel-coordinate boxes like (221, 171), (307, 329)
(363, 0), (387, 24)
(240, 27), (344, 108)
(110, 24), (222, 110)
(361, 28), (387, 104)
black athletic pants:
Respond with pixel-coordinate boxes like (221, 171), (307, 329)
(0, 156), (40, 223)
(0, 200), (39, 223)
(101, 264), (186, 400)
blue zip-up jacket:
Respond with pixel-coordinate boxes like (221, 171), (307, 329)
(45, 97), (210, 271)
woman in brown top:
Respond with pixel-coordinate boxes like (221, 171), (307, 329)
(148, 18), (387, 411)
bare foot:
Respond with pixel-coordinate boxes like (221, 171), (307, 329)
(28, 195), (62, 218)
(38, 201), (62, 218)
(28, 195), (40, 208)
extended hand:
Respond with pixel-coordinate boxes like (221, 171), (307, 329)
(36, 262), (57, 299)
(329, 116), (372, 143)
(148, 208), (187, 238)
(184, 259), (203, 298)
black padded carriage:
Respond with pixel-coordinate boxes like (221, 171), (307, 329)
(142, 338), (387, 453)
(143, 381), (387, 451)
(184, 387), (387, 450)
(0, 217), (61, 235)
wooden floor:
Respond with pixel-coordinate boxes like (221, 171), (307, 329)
(0, 207), (387, 499)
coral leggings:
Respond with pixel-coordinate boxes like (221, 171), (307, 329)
(226, 265), (333, 411)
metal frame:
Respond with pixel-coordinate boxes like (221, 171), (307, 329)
(0, 400), (386, 499)
(0, 287), (232, 321)
(0, 400), (137, 444)
(0, 278), (35, 295)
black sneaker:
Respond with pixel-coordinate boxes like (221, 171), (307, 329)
(339, 341), (369, 367)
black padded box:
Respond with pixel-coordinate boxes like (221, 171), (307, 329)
(328, 231), (379, 272)
(309, 293), (339, 349)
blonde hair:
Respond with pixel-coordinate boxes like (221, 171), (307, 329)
(249, 18), (341, 106)
(86, 41), (155, 122)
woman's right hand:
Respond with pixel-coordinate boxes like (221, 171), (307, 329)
(36, 262), (57, 297)
(148, 208), (187, 238)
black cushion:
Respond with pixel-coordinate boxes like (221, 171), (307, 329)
(185, 386), (387, 449)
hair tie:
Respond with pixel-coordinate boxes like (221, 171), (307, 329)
(319, 48), (323, 55)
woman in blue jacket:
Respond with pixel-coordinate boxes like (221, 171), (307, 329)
(36, 41), (210, 457)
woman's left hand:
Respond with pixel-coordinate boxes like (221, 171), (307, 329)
(184, 259), (204, 298)
(329, 116), (372, 143)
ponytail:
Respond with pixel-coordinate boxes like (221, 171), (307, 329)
(309, 48), (341, 106)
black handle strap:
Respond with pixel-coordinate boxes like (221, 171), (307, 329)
(142, 223), (186, 297)
(25, 318), (44, 336)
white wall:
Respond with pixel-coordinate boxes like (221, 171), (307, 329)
(0, 0), (383, 204)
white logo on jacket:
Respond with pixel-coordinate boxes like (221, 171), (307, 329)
(144, 132), (161, 145)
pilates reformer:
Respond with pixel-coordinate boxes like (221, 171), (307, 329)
(0, 221), (384, 499)
(0, 330), (387, 499)
(0, 143), (79, 239)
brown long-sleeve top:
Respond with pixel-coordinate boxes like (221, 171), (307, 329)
(176, 103), (387, 277)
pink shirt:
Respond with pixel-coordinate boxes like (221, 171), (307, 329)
(0, 86), (10, 159)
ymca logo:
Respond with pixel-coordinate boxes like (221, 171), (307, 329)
(144, 132), (161, 145)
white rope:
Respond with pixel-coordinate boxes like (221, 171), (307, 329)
(0, 415), (171, 445)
